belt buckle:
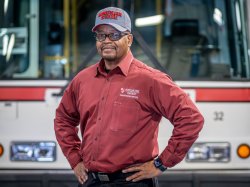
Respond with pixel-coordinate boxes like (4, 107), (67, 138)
(97, 173), (110, 182)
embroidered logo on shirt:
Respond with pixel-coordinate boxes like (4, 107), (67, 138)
(120, 88), (140, 99)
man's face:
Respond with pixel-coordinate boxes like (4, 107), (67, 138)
(95, 25), (133, 63)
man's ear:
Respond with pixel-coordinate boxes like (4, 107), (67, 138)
(127, 34), (133, 47)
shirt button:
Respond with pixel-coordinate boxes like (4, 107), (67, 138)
(98, 117), (101, 120)
(102, 97), (104, 100)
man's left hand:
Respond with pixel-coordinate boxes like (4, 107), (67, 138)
(122, 160), (162, 182)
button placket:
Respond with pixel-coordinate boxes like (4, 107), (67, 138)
(93, 77), (112, 158)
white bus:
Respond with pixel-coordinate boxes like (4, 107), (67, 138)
(0, 0), (250, 186)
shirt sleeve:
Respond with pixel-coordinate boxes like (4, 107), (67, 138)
(151, 74), (204, 168)
(54, 80), (82, 169)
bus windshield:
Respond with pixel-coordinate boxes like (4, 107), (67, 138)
(0, 0), (249, 80)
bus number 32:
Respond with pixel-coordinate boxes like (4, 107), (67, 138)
(214, 111), (224, 121)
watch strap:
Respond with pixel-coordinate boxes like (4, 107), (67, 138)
(153, 157), (167, 172)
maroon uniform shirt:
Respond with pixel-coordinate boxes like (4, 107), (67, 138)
(54, 51), (204, 172)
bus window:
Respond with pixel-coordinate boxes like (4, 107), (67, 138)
(39, 0), (66, 79)
(0, 0), (30, 79)
(134, 0), (237, 80)
(1, 0), (249, 80)
(39, 0), (109, 79)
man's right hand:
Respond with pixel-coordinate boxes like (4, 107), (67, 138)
(73, 162), (88, 184)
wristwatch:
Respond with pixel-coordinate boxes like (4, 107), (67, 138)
(153, 157), (167, 172)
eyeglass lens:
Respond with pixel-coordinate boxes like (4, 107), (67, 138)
(95, 32), (127, 42)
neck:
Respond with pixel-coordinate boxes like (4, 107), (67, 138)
(104, 60), (119, 71)
(104, 50), (130, 70)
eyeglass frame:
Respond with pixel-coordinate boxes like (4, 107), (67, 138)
(94, 31), (130, 42)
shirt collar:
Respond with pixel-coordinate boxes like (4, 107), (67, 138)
(96, 50), (134, 77)
(118, 50), (134, 76)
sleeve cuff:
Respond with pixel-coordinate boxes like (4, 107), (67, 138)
(67, 152), (83, 169)
(159, 152), (182, 168)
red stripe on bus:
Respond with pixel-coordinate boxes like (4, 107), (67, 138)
(0, 87), (249, 102)
(195, 88), (250, 102)
(0, 87), (46, 101)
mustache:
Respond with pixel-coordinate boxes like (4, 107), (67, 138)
(100, 44), (116, 50)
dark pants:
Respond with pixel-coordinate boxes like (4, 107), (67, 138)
(78, 172), (159, 187)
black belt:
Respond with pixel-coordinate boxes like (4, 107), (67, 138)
(89, 171), (132, 182)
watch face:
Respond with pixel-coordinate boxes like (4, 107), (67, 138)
(154, 159), (162, 168)
(154, 158), (167, 171)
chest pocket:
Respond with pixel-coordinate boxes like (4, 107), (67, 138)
(110, 101), (139, 133)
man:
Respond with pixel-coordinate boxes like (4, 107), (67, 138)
(54, 7), (204, 187)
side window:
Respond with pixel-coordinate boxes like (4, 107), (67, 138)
(133, 0), (248, 80)
(39, 0), (66, 79)
(234, 0), (250, 78)
(38, 0), (110, 79)
(0, 0), (30, 79)
(0, 0), (67, 79)
(246, 1), (250, 77)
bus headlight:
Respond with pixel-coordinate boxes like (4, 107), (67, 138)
(10, 141), (56, 162)
(186, 142), (230, 162)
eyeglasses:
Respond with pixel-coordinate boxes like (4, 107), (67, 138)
(94, 32), (129, 42)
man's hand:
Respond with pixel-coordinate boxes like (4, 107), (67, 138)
(73, 162), (88, 184)
(122, 160), (162, 182)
